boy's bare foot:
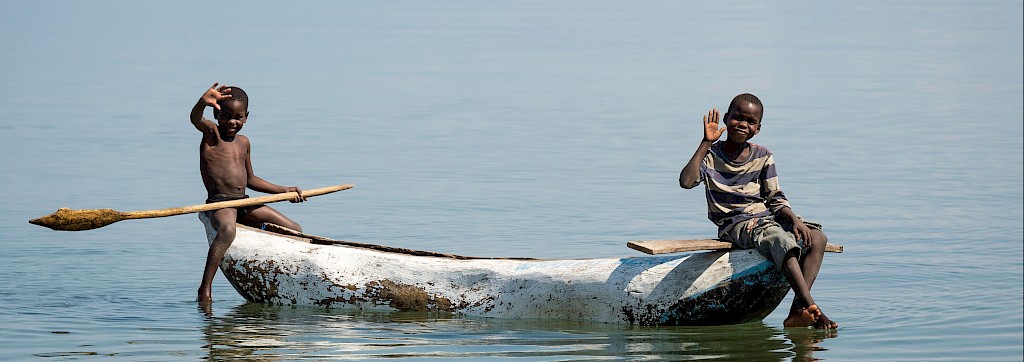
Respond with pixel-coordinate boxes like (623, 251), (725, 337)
(812, 309), (838, 330)
(784, 304), (820, 328)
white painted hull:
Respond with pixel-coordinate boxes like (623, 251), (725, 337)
(200, 213), (789, 325)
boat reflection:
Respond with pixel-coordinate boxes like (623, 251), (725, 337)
(199, 302), (836, 360)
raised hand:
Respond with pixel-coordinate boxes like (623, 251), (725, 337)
(703, 108), (724, 142)
(201, 82), (232, 111)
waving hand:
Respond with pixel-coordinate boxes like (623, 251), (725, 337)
(703, 108), (724, 142)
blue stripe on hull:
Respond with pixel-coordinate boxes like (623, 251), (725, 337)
(657, 259), (789, 326)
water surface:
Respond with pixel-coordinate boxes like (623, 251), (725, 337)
(1, 1), (1021, 360)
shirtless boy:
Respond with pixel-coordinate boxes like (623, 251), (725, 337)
(190, 83), (305, 304)
(678, 93), (838, 329)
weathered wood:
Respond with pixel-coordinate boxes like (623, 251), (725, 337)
(627, 239), (844, 255)
(29, 184), (354, 231)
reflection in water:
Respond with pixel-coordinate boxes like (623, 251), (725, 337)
(784, 327), (839, 362)
(200, 303), (835, 360)
(200, 303), (310, 361)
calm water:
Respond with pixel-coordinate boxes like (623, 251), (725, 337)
(1, 1), (1021, 360)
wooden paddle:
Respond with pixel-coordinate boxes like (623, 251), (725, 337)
(627, 239), (843, 255)
(29, 184), (354, 231)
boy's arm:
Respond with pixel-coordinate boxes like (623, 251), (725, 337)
(760, 154), (813, 245)
(243, 139), (306, 202)
(190, 83), (231, 133)
(679, 141), (712, 189)
(679, 108), (724, 189)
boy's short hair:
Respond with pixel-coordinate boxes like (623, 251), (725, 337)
(729, 93), (763, 117)
(218, 86), (248, 109)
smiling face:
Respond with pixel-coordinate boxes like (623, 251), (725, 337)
(215, 99), (248, 138)
(723, 99), (762, 143)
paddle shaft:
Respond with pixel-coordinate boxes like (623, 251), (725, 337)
(123, 184), (353, 220)
(29, 184), (353, 231)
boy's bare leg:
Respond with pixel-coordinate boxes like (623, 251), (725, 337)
(781, 253), (818, 327)
(243, 205), (301, 232)
(198, 208), (238, 304)
(782, 230), (838, 329)
(795, 229), (827, 295)
(795, 230), (838, 329)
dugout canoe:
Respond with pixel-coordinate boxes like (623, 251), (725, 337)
(199, 213), (790, 326)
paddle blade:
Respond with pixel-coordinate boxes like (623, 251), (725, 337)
(29, 208), (127, 231)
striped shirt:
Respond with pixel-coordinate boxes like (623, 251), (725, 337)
(700, 142), (791, 236)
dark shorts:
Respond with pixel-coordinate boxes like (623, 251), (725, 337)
(723, 216), (823, 271)
(206, 193), (262, 220)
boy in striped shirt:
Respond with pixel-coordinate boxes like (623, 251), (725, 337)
(679, 93), (837, 329)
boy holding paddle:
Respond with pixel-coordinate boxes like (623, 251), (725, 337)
(678, 93), (838, 329)
(190, 83), (305, 304)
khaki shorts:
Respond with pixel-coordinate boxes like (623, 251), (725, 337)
(723, 216), (823, 271)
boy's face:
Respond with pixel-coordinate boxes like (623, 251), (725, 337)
(723, 100), (762, 143)
(215, 100), (248, 138)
